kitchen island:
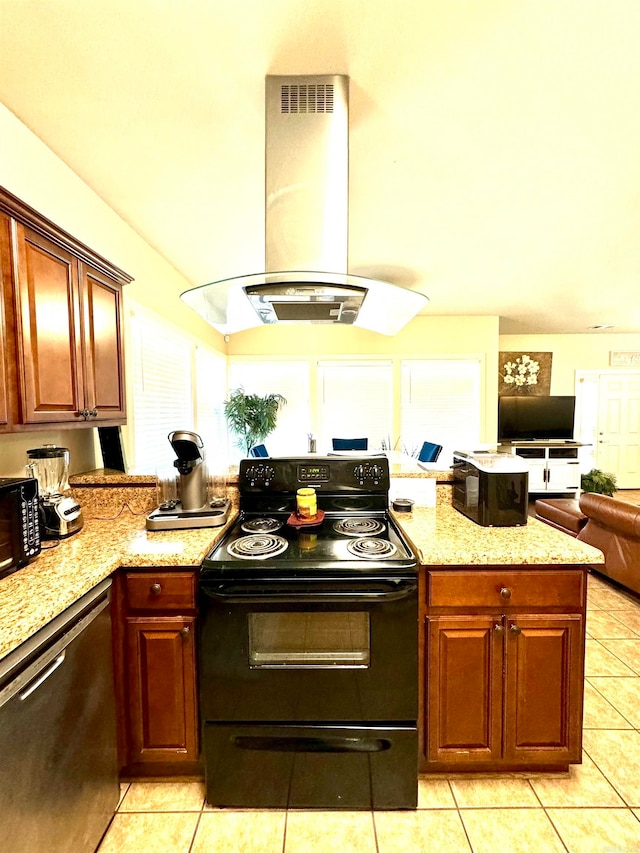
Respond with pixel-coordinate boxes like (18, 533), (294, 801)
(393, 502), (603, 774)
(1, 489), (603, 779)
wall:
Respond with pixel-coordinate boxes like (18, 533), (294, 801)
(0, 430), (95, 480)
(0, 104), (224, 476)
(500, 333), (640, 393)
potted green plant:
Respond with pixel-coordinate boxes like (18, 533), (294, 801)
(224, 387), (286, 455)
(580, 468), (617, 497)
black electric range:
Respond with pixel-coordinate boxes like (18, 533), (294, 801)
(198, 456), (419, 811)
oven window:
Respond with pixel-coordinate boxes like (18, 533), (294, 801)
(248, 612), (370, 668)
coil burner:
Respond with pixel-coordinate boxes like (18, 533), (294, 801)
(241, 517), (284, 534)
(333, 517), (385, 537)
(346, 538), (398, 560)
(228, 534), (289, 560)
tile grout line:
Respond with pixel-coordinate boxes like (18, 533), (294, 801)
(584, 675), (639, 730)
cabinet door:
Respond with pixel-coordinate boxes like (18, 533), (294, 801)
(504, 614), (584, 765)
(79, 263), (126, 420)
(425, 615), (503, 765)
(12, 224), (85, 423)
(546, 461), (580, 492)
(0, 214), (12, 426)
(526, 461), (548, 492)
(125, 615), (198, 766)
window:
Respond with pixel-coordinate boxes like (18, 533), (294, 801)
(318, 361), (393, 452)
(194, 345), (229, 475)
(400, 360), (481, 458)
(227, 361), (310, 458)
(128, 308), (227, 473)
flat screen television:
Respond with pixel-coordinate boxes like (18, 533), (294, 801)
(498, 395), (576, 442)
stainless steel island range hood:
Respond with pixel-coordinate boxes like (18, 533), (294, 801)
(181, 75), (428, 335)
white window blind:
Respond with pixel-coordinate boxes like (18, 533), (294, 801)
(227, 361), (310, 458)
(195, 346), (229, 474)
(318, 361), (393, 452)
(400, 360), (481, 458)
(129, 312), (194, 472)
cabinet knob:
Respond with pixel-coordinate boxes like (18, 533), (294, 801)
(150, 583), (162, 596)
(494, 623), (505, 634)
(89, 408), (98, 418)
(509, 623), (522, 635)
(79, 408), (90, 419)
(180, 626), (190, 638)
(500, 587), (512, 599)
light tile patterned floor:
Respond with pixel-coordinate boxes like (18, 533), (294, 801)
(98, 570), (640, 852)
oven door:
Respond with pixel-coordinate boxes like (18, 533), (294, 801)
(198, 575), (418, 723)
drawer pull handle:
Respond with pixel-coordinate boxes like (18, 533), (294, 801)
(494, 623), (504, 634)
(150, 583), (162, 596)
(510, 624), (522, 635)
(500, 587), (512, 599)
(180, 626), (190, 639)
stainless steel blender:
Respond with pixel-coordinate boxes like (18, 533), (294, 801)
(26, 445), (83, 539)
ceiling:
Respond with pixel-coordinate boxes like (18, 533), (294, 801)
(1, 0), (639, 335)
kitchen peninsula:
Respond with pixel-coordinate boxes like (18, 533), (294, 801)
(396, 501), (603, 774)
(0, 470), (603, 782)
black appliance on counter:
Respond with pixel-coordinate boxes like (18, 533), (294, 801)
(0, 477), (41, 579)
(452, 450), (529, 527)
(198, 455), (418, 809)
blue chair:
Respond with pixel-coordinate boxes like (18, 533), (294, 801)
(332, 438), (368, 451)
(418, 441), (443, 463)
(249, 444), (269, 457)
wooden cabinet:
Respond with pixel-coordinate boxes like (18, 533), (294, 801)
(0, 187), (131, 431)
(0, 213), (14, 427)
(112, 569), (200, 776)
(507, 444), (582, 495)
(79, 262), (126, 420)
(422, 567), (586, 772)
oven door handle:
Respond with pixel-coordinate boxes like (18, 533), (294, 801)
(200, 578), (417, 604)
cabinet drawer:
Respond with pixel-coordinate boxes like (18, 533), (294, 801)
(124, 572), (196, 611)
(427, 570), (584, 610)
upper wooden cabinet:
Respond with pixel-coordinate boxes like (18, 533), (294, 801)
(0, 213), (14, 427)
(0, 187), (132, 431)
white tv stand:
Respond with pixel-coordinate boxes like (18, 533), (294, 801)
(500, 442), (584, 496)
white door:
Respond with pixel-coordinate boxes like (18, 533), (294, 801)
(597, 372), (640, 488)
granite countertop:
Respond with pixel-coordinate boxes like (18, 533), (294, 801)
(0, 509), (237, 663)
(1, 500), (604, 664)
(392, 503), (605, 567)
(382, 451), (453, 481)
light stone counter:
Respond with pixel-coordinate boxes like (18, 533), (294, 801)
(392, 503), (605, 567)
(2, 497), (604, 664)
(0, 509), (237, 662)
(384, 451), (452, 481)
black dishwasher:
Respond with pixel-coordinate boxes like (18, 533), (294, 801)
(0, 578), (119, 853)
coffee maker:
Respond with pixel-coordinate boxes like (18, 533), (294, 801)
(26, 445), (83, 539)
(146, 430), (230, 531)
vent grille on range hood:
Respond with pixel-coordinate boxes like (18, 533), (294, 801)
(180, 75), (428, 336)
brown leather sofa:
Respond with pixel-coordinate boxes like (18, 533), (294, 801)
(577, 493), (640, 597)
(534, 497), (587, 538)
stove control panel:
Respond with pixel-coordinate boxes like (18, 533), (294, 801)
(353, 463), (384, 486)
(239, 456), (390, 494)
(243, 463), (276, 487)
(298, 464), (330, 482)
